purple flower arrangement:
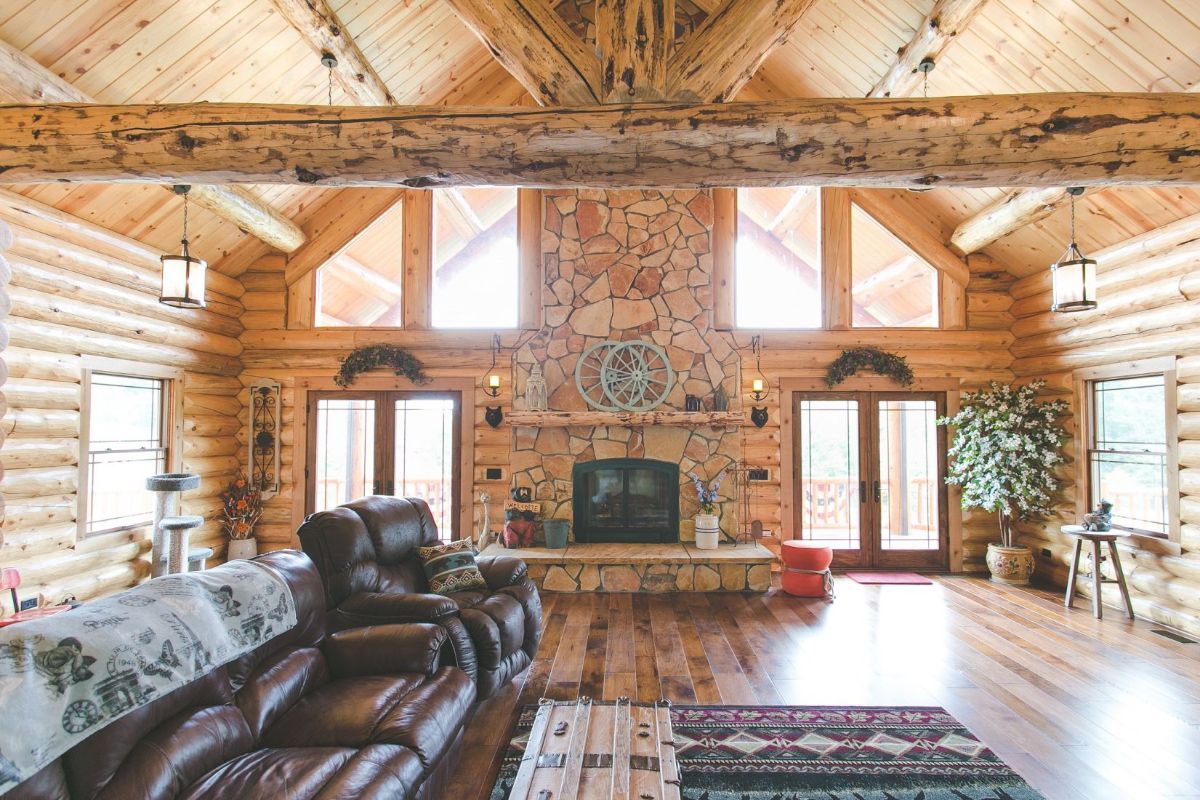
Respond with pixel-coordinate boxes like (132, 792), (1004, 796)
(688, 470), (726, 516)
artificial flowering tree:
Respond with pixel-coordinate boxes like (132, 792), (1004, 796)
(937, 380), (1068, 553)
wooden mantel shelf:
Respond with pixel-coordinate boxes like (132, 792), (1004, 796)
(505, 411), (745, 428)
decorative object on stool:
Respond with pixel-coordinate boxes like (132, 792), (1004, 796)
(781, 540), (834, 597)
(221, 474), (262, 561)
(1062, 525), (1134, 620)
(146, 473), (200, 577)
(688, 469), (726, 550)
(524, 362), (548, 411)
(1083, 499), (1113, 531)
(542, 518), (568, 549)
(938, 380), (1067, 586)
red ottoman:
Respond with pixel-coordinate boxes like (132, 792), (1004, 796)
(781, 540), (834, 597)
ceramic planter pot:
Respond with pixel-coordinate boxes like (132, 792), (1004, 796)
(543, 519), (569, 549)
(986, 543), (1034, 585)
(227, 538), (259, 561)
(694, 513), (720, 550)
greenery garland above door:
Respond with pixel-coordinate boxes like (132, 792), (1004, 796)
(824, 347), (914, 389)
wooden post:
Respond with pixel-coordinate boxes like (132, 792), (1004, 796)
(403, 192), (433, 329)
(712, 189), (736, 331)
(821, 188), (852, 330)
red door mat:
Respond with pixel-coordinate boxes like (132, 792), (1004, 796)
(845, 572), (933, 585)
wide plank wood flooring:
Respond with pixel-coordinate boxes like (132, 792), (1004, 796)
(442, 576), (1200, 800)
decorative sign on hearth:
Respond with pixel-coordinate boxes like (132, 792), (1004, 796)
(574, 339), (675, 412)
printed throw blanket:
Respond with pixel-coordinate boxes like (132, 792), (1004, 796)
(0, 559), (298, 794)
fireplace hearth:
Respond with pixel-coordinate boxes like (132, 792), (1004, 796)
(572, 458), (679, 543)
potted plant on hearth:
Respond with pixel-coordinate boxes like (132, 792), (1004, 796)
(221, 473), (263, 560)
(937, 380), (1067, 585)
(688, 470), (727, 550)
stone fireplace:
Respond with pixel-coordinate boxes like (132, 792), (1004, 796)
(572, 458), (679, 543)
(511, 189), (742, 543)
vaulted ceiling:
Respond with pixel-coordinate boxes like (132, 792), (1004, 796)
(1, 0), (1198, 280)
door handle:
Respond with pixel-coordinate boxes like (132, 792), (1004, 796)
(373, 480), (381, 495)
(873, 480), (881, 503)
(860, 481), (867, 503)
(387, 480), (395, 495)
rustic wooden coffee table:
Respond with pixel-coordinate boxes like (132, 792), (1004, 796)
(508, 698), (682, 800)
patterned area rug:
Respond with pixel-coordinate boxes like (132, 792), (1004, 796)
(488, 705), (1045, 800)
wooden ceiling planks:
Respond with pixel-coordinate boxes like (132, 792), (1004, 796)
(1, 0), (1199, 276)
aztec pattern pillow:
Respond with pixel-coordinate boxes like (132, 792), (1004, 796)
(418, 539), (488, 594)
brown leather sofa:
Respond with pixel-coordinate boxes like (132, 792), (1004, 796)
(9, 550), (475, 800)
(298, 496), (542, 699)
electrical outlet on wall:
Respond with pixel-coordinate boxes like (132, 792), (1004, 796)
(748, 468), (769, 481)
(19, 598), (37, 612)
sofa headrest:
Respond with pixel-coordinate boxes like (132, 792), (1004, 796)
(343, 496), (441, 563)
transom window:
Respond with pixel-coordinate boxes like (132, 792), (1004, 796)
(850, 203), (938, 328)
(432, 187), (519, 329)
(1087, 374), (1170, 537)
(84, 373), (170, 535)
(734, 186), (822, 328)
(316, 201), (404, 327)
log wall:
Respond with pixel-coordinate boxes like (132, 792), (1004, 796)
(0, 189), (243, 607)
(1009, 220), (1200, 635)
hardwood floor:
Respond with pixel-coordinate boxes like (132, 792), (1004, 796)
(443, 577), (1200, 800)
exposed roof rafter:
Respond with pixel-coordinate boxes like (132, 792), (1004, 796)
(868, 0), (989, 98)
(270, 0), (397, 105)
(0, 37), (306, 255)
(444, 0), (601, 105)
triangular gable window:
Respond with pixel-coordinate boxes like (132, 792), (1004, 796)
(315, 200), (405, 327)
(850, 203), (938, 328)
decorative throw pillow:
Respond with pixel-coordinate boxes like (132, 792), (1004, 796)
(417, 539), (488, 594)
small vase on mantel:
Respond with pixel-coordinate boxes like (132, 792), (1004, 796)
(694, 513), (720, 550)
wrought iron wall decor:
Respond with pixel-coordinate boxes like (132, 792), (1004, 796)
(249, 380), (281, 498)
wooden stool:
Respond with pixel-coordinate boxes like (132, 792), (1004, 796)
(1062, 525), (1134, 620)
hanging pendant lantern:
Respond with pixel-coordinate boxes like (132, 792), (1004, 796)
(1050, 187), (1097, 313)
(159, 185), (207, 308)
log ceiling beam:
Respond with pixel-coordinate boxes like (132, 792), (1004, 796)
(868, 0), (988, 98)
(444, 0), (601, 105)
(3, 94), (1197, 189)
(269, 0), (396, 105)
(0, 38), (305, 254)
(665, 0), (817, 102)
(596, 0), (675, 101)
(948, 186), (1084, 256)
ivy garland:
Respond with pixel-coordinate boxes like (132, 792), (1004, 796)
(824, 347), (914, 389)
(335, 344), (431, 388)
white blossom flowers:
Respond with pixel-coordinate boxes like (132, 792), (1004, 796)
(937, 380), (1068, 547)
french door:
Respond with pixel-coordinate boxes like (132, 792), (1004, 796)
(794, 392), (948, 570)
(305, 391), (461, 539)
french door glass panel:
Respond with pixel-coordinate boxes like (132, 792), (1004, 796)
(313, 397), (376, 512)
(797, 392), (946, 569)
(798, 399), (861, 550)
(393, 397), (457, 536)
(877, 400), (940, 552)
(310, 392), (459, 540)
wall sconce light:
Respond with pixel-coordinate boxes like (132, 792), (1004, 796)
(159, 185), (207, 308)
(484, 406), (504, 428)
(749, 335), (770, 428)
(483, 334), (502, 398)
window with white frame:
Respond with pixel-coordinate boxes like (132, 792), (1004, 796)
(83, 372), (171, 535)
(1086, 373), (1172, 537)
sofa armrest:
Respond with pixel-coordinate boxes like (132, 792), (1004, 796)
(338, 591), (459, 624)
(476, 556), (528, 590)
(324, 623), (448, 678)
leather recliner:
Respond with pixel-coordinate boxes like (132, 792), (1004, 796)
(8, 550), (475, 800)
(298, 496), (542, 699)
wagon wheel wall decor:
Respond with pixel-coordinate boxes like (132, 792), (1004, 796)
(576, 340), (675, 412)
